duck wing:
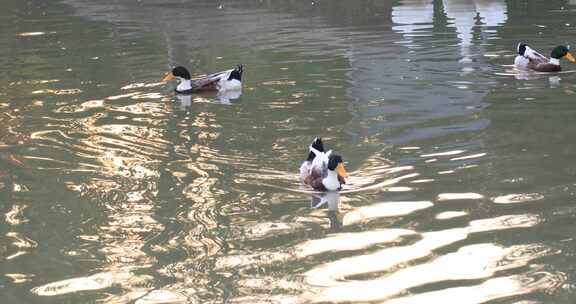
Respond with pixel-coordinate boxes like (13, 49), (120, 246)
(191, 66), (243, 92)
(304, 166), (327, 191)
(299, 161), (313, 181)
(188, 79), (219, 92)
(529, 62), (561, 72)
(524, 46), (549, 64)
(189, 71), (230, 92)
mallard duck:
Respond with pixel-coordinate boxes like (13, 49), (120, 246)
(162, 65), (243, 94)
(515, 43), (575, 72)
(299, 138), (347, 191)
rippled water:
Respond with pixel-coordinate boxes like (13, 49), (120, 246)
(3, 0), (576, 303)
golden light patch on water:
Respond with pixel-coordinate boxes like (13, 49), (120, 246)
(410, 178), (435, 183)
(8, 182), (27, 192)
(31, 272), (133, 296)
(492, 193), (544, 204)
(304, 228), (470, 288)
(261, 80), (297, 86)
(171, 171), (188, 178)
(5, 273), (35, 284)
(99, 151), (128, 170)
(17, 32), (47, 36)
(31, 89), (50, 94)
(221, 295), (298, 304)
(243, 222), (308, 239)
(5, 204), (28, 225)
(5, 251), (28, 260)
(55, 99), (105, 113)
(386, 186), (413, 192)
(435, 211), (468, 219)
(469, 214), (541, 233)
(457, 164), (479, 170)
(303, 212), (542, 292)
(291, 92), (311, 98)
(215, 251), (294, 270)
(80, 99), (104, 108)
(306, 243), (553, 303)
(14, 156), (68, 170)
(237, 277), (303, 292)
(121, 82), (164, 90)
(6, 232), (37, 248)
(438, 170), (454, 174)
(131, 92), (165, 99)
(106, 92), (140, 100)
(9, 79), (59, 86)
(503, 177), (526, 183)
(342, 172), (419, 193)
(385, 273), (563, 304)
(31, 88), (82, 95)
(77, 235), (100, 241)
(134, 290), (187, 304)
(450, 152), (487, 161)
(216, 229), (416, 271)
(113, 102), (169, 116)
(298, 229), (415, 257)
(343, 201), (433, 225)
(437, 192), (484, 201)
(103, 291), (150, 304)
(421, 150), (465, 157)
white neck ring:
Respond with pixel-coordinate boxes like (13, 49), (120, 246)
(549, 58), (560, 65)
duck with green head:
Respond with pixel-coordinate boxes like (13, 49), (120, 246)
(515, 43), (576, 72)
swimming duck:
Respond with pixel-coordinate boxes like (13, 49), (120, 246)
(162, 65), (243, 94)
(515, 43), (575, 72)
(300, 138), (347, 191)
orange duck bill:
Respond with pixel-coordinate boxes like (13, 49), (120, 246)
(336, 163), (348, 179)
(162, 72), (176, 82)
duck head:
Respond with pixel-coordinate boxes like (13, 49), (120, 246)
(323, 154), (348, 191)
(327, 154), (348, 179)
(551, 46), (576, 63)
(162, 66), (191, 81)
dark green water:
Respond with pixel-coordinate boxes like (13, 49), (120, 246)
(2, 0), (576, 303)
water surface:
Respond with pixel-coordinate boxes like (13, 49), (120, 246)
(2, 0), (576, 303)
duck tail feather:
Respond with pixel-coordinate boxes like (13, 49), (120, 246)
(517, 43), (527, 56)
(311, 137), (324, 152)
(522, 46), (547, 62)
(306, 137), (325, 161)
(228, 64), (243, 81)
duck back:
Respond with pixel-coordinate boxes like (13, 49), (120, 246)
(530, 62), (561, 72)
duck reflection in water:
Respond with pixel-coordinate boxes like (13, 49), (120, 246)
(216, 89), (242, 104)
(512, 71), (564, 88)
(175, 90), (242, 111)
(175, 94), (193, 111)
(311, 191), (343, 231)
